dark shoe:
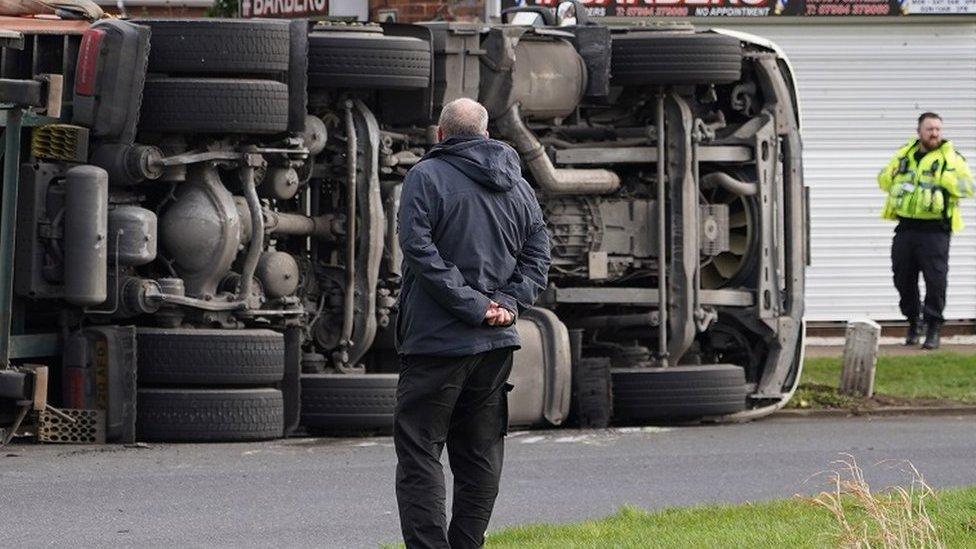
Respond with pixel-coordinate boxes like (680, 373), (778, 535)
(922, 324), (941, 350)
(905, 320), (922, 346)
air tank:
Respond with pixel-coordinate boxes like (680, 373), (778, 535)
(108, 206), (157, 266)
(255, 251), (300, 299)
(64, 165), (109, 306)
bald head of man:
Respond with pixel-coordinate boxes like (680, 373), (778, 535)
(436, 98), (489, 142)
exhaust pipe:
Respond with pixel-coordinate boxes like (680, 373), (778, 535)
(495, 104), (620, 195)
(701, 171), (757, 197)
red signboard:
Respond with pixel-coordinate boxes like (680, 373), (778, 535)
(504, 0), (976, 16)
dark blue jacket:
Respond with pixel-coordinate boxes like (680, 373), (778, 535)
(395, 135), (551, 357)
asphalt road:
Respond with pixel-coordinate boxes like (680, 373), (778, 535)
(2, 415), (975, 548)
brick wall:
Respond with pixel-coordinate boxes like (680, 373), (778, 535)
(96, 3), (208, 17)
(369, 0), (483, 22)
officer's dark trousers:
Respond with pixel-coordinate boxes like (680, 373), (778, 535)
(891, 228), (950, 324)
(394, 347), (513, 549)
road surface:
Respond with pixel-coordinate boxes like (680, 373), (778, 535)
(2, 415), (974, 548)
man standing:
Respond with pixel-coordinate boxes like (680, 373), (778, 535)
(878, 112), (973, 349)
(394, 98), (550, 548)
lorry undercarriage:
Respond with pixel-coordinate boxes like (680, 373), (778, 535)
(0, 9), (806, 443)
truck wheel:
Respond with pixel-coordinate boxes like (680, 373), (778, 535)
(137, 328), (285, 386)
(610, 364), (749, 422)
(137, 19), (291, 75)
(137, 388), (284, 442)
(308, 32), (430, 90)
(300, 373), (397, 432)
(140, 78), (289, 134)
(569, 357), (612, 428)
(610, 32), (742, 86)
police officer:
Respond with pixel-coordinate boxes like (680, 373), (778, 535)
(878, 112), (974, 349)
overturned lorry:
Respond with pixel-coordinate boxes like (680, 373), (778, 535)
(0, 8), (806, 444)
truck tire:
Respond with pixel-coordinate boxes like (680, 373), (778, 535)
(611, 32), (742, 86)
(137, 328), (285, 386)
(611, 364), (749, 422)
(137, 388), (284, 442)
(308, 32), (430, 90)
(140, 78), (289, 134)
(137, 19), (291, 75)
(300, 373), (397, 431)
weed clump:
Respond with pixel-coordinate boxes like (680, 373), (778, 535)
(805, 454), (943, 548)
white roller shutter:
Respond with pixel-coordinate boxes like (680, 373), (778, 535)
(716, 22), (976, 322)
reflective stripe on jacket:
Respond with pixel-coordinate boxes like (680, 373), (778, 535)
(878, 139), (974, 232)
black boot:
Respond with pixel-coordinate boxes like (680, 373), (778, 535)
(922, 322), (941, 350)
(905, 319), (922, 346)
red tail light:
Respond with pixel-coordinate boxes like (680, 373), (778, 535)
(75, 28), (106, 96)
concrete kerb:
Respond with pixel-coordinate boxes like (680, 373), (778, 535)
(790, 338), (976, 417)
(775, 405), (976, 419)
(804, 337), (976, 358)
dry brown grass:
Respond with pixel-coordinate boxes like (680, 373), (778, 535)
(804, 454), (944, 548)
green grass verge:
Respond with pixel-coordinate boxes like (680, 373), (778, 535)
(483, 487), (976, 548)
(791, 351), (976, 408)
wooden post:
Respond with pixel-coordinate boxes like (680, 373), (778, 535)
(840, 319), (881, 397)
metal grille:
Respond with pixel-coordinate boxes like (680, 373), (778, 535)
(37, 409), (105, 444)
(31, 124), (89, 162)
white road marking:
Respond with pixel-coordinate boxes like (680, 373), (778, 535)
(554, 436), (590, 443)
(519, 436), (546, 444)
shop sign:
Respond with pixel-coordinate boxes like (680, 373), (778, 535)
(241, 0), (329, 18)
(504, 0), (976, 16)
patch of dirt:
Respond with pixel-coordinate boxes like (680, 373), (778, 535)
(867, 392), (963, 408)
(804, 343), (976, 359)
(790, 383), (968, 411)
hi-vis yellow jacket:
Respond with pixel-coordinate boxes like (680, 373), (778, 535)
(878, 139), (974, 232)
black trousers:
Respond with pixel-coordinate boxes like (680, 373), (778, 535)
(891, 228), (950, 324)
(394, 347), (514, 549)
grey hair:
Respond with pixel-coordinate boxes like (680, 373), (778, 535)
(437, 98), (489, 138)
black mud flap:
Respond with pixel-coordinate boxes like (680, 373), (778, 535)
(569, 357), (611, 428)
(62, 326), (137, 443)
(72, 20), (150, 144)
(282, 327), (303, 436)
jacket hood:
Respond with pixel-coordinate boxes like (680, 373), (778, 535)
(422, 135), (522, 192)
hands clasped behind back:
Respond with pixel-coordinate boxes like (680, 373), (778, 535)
(484, 300), (515, 327)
